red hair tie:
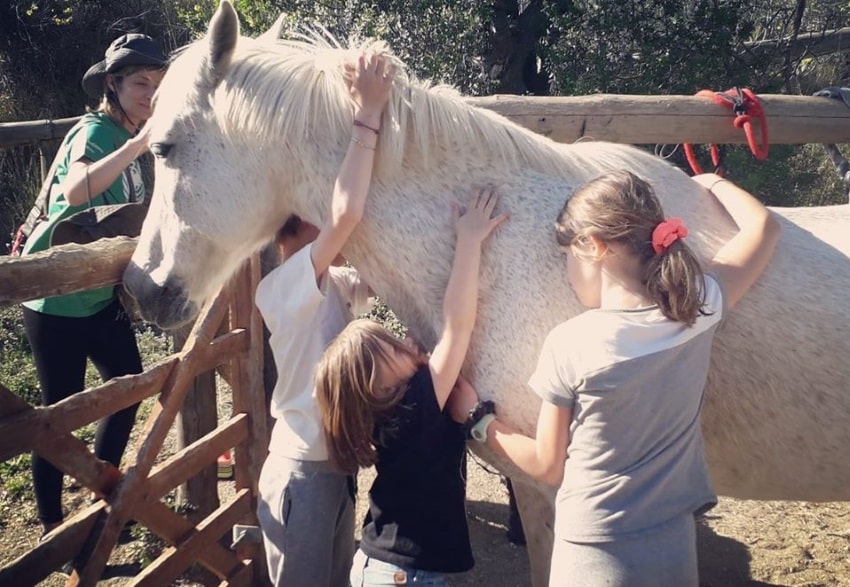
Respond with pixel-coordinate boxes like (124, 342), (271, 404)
(652, 218), (688, 254)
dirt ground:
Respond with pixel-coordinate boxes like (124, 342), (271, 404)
(4, 384), (849, 587)
(446, 462), (850, 587)
(5, 455), (850, 587)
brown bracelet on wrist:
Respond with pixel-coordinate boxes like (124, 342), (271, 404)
(353, 119), (379, 135)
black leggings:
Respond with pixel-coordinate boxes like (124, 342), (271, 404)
(23, 299), (143, 525)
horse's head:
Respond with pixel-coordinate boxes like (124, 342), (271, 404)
(125, 1), (360, 328)
(123, 1), (247, 328)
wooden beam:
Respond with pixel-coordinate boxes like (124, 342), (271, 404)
(73, 292), (231, 586)
(229, 257), (268, 497)
(0, 116), (80, 148)
(0, 379), (243, 583)
(2, 94), (849, 159)
(146, 414), (249, 500)
(466, 93), (850, 145)
(0, 360), (174, 461)
(172, 320), (221, 518)
(0, 502), (100, 586)
(0, 238), (136, 306)
(0, 326), (253, 461)
(129, 489), (253, 587)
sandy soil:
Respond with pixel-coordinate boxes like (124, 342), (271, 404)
(4, 456), (850, 586)
(4, 378), (849, 587)
(447, 462), (850, 587)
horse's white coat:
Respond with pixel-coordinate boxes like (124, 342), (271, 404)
(124, 3), (849, 583)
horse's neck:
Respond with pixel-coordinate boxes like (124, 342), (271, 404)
(350, 182), (452, 345)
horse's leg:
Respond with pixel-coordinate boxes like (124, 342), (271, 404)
(505, 477), (526, 545)
(511, 479), (555, 587)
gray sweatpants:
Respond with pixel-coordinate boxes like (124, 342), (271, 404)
(257, 454), (355, 587)
(549, 512), (698, 587)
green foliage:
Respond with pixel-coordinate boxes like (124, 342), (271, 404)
(0, 1), (192, 121)
(541, 0), (756, 95)
(0, 144), (45, 255)
(176, 1), (495, 94)
(0, 454), (33, 501)
(0, 307), (39, 406)
(365, 297), (407, 337)
(1, 0), (848, 242)
(134, 323), (174, 365)
(725, 144), (849, 207)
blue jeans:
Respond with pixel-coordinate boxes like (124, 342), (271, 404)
(350, 549), (448, 586)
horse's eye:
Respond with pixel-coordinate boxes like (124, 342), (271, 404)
(150, 143), (173, 158)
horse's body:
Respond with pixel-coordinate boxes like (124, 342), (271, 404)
(124, 3), (850, 584)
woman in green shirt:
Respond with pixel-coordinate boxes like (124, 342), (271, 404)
(21, 33), (168, 536)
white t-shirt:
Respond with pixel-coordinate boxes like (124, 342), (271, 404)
(529, 276), (725, 542)
(255, 244), (370, 461)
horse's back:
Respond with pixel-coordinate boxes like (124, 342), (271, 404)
(702, 203), (849, 499)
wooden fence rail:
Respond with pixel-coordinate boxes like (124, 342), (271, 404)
(2, 94), (849, 150)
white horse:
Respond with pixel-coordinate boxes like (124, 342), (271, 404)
(124, 2), (850, 584)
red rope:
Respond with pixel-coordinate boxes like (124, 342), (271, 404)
(683, 87), (770, 175)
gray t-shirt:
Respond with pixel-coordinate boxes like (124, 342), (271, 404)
(529, 276), (724, 542)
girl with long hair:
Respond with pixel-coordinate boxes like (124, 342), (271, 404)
(316, 187), (508, 587)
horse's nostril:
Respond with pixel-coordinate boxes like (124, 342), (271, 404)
(122, 260), (200, 329)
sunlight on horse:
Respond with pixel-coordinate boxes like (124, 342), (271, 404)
(123, 2), (849, 584)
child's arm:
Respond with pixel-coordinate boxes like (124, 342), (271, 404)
(447, 377), (570, 486)
(693, 174), (781, 310)
(486, 402), (571, 486)
(428, 187), (508, 408)
(310, 53), (394, 278)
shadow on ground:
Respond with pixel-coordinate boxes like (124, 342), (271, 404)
(456, 498), (784, 587)
(697, 515), (784, 587)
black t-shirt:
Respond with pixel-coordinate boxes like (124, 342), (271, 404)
(360, 366), (474, 573)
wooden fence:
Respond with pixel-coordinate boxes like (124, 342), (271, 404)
(0, 239), (269, 587)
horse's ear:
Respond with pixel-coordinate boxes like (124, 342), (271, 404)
(258, 14), (286, 43)
(202, 0), (239, 89)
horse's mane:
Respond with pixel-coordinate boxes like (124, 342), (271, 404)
(207, 29), (615, 181)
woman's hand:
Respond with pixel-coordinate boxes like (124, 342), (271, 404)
(125, 124), (153, 159)
(453, 186), (510, 246)
(345, 53), (395, 129)
(446, 375), (480, 424)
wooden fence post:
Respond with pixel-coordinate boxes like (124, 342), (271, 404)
(172, 324), (220, 521)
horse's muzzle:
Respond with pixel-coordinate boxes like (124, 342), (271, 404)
(123, 262), (199, 330)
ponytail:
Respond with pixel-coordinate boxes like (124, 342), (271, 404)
(644, 240), (707, 326)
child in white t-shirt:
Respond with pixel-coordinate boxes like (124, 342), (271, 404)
(254, 52), (393, 587)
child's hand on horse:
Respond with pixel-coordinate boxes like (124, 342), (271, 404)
(345, 53), (395, 126)
(453, 186), (510, 246)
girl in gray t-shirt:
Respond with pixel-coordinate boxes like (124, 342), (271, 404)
(455, 170), (780, 586)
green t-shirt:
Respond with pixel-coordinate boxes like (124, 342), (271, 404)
(22, 112), (146, 317)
